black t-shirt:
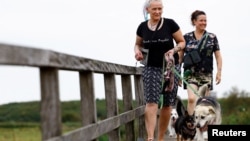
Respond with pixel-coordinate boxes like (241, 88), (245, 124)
(136, 18), (180, 68)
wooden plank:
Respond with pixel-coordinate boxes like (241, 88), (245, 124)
(134, 75), (146, 140)
(45, 106), (145, 141)
(104, 74), (120, 141)
(79, 71), (97, 141)
(0, 43), (142, 75)
(40, 67), (62, 140)
(79, 71), (97, 126)
(121, 74), (135, 141)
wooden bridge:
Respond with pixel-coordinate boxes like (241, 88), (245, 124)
(0, 43), (178, 141)
(0, 43), (148, 141)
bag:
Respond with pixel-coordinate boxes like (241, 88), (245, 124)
(183, 33), (209, 69)
(140, 48), (149, 66)
(183, 50), (201, 68)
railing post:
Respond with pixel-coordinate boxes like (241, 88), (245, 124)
(121, 74), (135, 141)
(40, 67), (62, 141)
(134, 75), (146, 141)
(79, 71), (97, 141)
(104, 73), (120, 141)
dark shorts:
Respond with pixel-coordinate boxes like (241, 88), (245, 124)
(142, 64), (181, 107)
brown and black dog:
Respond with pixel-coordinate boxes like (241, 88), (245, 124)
(174, 96), (196, 141)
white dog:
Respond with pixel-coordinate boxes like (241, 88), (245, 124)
(168, 108), (178, 137)
(194, 84), (222, 141)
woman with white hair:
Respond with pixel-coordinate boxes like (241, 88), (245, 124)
(134, 0), (185, 140)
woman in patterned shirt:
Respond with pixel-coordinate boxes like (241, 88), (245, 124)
(182, 10), (223, 116)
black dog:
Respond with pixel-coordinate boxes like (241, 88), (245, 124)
(174, 97), (196, 141)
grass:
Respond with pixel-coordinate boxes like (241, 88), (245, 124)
(0, 122), (115, 141)
(0, 122), (40, 141)
(0, 122), (82, 141)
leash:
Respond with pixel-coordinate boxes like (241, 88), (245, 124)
(158, 58), (167, 109)
(171, 66), (201, 97)
(159, 54), (201, 109)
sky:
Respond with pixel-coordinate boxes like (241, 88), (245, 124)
(0, 0), (249, 105)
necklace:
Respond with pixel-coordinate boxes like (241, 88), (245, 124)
(149, 21), (158, 30)
(150, 24), (157, 30)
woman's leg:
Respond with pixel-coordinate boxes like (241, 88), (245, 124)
(158, 65), (180, 141)
(142, 67), (162, 140)
(157, 106), (171, 141)
(187, 83), (198, 115)
(145, 103), (158, 140)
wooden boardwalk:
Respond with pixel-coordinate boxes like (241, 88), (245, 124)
(164, 136), (176, 141)
(137, 136), (176, 141)
(136, 133), (177, 141)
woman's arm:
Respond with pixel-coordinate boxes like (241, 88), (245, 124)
(214, 50), (222, 84)
(134, 35), (144, 61)
(166, 29), (185, 56)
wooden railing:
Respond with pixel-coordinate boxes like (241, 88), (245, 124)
(0, 43), (146, 141)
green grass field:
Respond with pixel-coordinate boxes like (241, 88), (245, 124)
(0, 122), (82, 141)
(0, 122), (40, 141)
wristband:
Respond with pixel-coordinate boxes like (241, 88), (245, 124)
(174, 46), (181, 53)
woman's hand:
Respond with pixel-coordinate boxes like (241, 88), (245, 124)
(178, 79), (182, 87)
(216, 71), (221, 85)
(165, 48), (175, 56)
(135, 49), (143, 61)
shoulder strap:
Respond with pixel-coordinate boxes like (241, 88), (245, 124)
(150, 18), (162, 39)
(155, 18), (163, 31)
(197, 33), (209, 52)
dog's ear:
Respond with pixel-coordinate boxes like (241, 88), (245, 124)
(191, 111), (195, 117)
(198, 84), (208, 97)
(208, 106), (215, 114)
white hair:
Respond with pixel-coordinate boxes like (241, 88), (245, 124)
(143, 0), (162, 20)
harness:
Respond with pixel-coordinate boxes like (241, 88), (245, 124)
(197, 97), (217, 108)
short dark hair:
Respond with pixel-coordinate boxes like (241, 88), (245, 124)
(191, 10), (206, 26)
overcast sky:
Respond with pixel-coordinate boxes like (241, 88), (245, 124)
(0, 0), (249, 105)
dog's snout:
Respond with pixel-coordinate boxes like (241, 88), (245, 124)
(196, 123), (200, 128)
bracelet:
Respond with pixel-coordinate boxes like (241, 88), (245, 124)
(174, 46), (181, 53)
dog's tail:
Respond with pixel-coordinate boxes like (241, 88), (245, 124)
(175, 96), (186, 117)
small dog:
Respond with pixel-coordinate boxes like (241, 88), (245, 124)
(175, 97), (196, 141)
(194, 84), (222, 141)
(168, 108), (178, 137)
